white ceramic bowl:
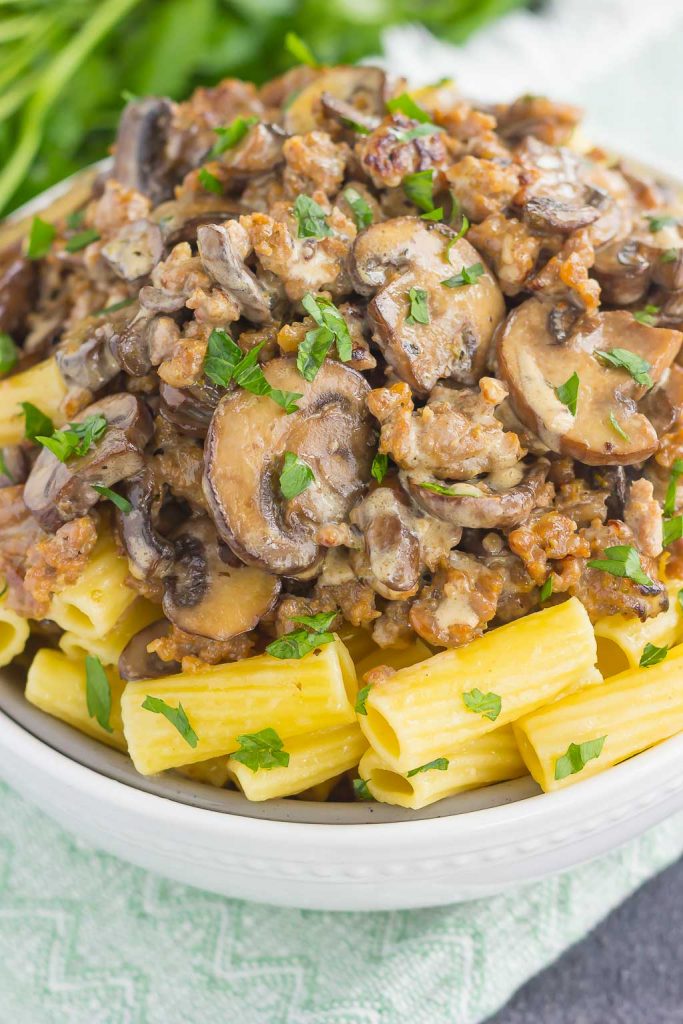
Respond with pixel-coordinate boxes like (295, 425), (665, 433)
(2, 163), (683, 911)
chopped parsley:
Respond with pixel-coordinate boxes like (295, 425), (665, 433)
(203, 327), (242, 387)
(386, 93), (432, 123)
(301, 293), (352, 363)
(554, 372), (580, 417)
(92, 484), (132, 514)
(402, 168), (437, 215)
(209, 115), (259, 157)
(26, 216), (55, 259)
(554, 736), (606, 781)
(353, 777), (372, 800)
(66, 209), (85, 230)
(647, 214), (678, 233)
(587, 545), (654, 587)
(595, 347), (653, 388)
(663, 458), (683, 516)
(204, 331), (301, 413)
(419, 480), (482, 497)
(632, 305), (660, 327)
(391, 123), (444, 143)
(371, 453), (389, 484)
(539, 577), (553, 603)
(661, 248), (679, 264)
(141, 696), (198, 748)
(441, 262), (485, 288)
(65, 228), (100, 253)
(406, 757), (449, 777)
(293, 194), (332, 239)
(355, 683), (372, 716)
(406, 287), (430, 325)
(232, 728), (290, 772)
(0, 450), (14, 483)
(279, 451), (314, 500)
(284, 31), (319, 68)
(266, 610), (337, 660)
(0, 333), (18, 376)
(462, 688), (502, 722)
(608, 412), (630, 442)
(663, 515), (683, 547)
(444, 218), (470, 263)
(198, 167), (222, 194)
(85, 655), (112, 734)
(297, 326), (334, 381)
(20, 402), (54, 442)
(35, 414), (107, 462)
(343, 187), (373, 230)
(639, 643), (669, 668)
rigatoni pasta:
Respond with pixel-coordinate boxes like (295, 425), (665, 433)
(49, 535), (139, 640)
(0, 602), (30, 667)
(594, 578), (683, 676)
(0, 357), (67, 445)
(58, 598), (160, 666)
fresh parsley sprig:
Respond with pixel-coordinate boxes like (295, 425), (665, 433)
(462, 688), (502, 722)
(297, 293), (352, 381)
(441, 262), (484, 289)
(0, 333), (18, 376)
(141, 696), (198, 748)
(204, 330), (301, 413)
(293, 194), (332, 239)
(554, 736), (606, 780)
(587, 545), (654, 587)
(209, 115), (259, 157)
(35, 414), (107, 462)
(279, 451), (314, 500)
(406, 757), (449, 777)
(595, 348), (653, 388)
(85, 655), (112, 734)
(343, 187), (373, 230)
(232, 728), (290, 772)
(26, 216), (55, 259)
(554, 372), (580, 416)
(405, 287), (430, 325)
(266, 610), (337, 660)
(639, 643), (668, 668)
(371, 453), (389, 484)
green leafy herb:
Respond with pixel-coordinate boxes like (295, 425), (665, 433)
(392, 123), (443, 143)
(663, 515), (683, 547)
(406, 757), (449, 777)
(231, 341), (271, 395)
(279, 451), (314, 500)
(353, 778), (372, 800)
(141, 696), (198, 748)
(419, 480), (482, 497)
(371, 453), (388, 484)
(441, 262), (485, 288)
(639, 643), (669, 668)
(355, 683), (372, 716)
(386, 92), (431, 122)
(203, 327), (242, 387)
(198, 167), (222, 194)
(462, 688), (502, 722)
(290, 611), (337, 632)
(204, 331), (300, 412)
(26, 217), (55, 259)
(269, 388), (303, 414)
(209, 115), (258, 157)
(92, 484), (132, 514)
(293, 194), (332, 239)
(65, 227), (100, 252)
(343, 187), (373, 230)
(300, 293), (352, 364)
(663, 458), (683, 517)
(678, 589), (683, 612)
(539, 577), (553, 603)
(0, 333), (18, 376)
(587, 545), (654, 587)
(444, 218), (470, 263)
(420, 207), (444, 221)
(595, 348), (653, 388)
(647, 214), (678, 233)
(402, 169), (436, 214)
(20, 402), (54, 442)
(284, 31), (318, 68)
(632, 305), (660, 327)
(265, 610), (336, 660)
(66, 209), (85, 230)
(554, 736), (606, 781)
(95, 298), (135, 316)
(36, 414), (107, 462)
(406, 287), (430, 325)
(0, 450), (14, 483)
(608, 412), (630, 442)
(297, 326), (334, 382)
(232, 728), (290, 772)
(340, 116), (371, 134)
(661, 248), (679, 264)
(85, 655), (112, 734)
(554, 372), (580, 416)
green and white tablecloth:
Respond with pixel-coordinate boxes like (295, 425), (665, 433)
(1, 779), (682, 1024)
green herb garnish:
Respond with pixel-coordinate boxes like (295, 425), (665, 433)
(462, 688), (502, 722)
(204, 332), (300, 412)
(355, 683), (372, 716)
(198, 167), (222, 194)
(21, 402), (54, 442)
(663, 515), (683, 547)
(284, 31), (318, 67)
(203, 327), (242, 387)
(554, 736), (606, 780)
(661, 248), (679, 264)
(65, 228), (100, 252)
(406, 287), (430, 325)
(92, 484), (132, 514)
(632, 305), (660, 327)
(279, 451), (314, 500)
(639, 643), (668, 668)
(293, 194), (332, 239)
(406, 757), (449, 777)
(402, 169), (436, 214)
(539, 577), (553, 603)
(36, 414), (107, 462)
(386, 93), (431, 123)
(554, 372), (580, 416)
(647, 214), (678, 233)
(371, 453), (388, 484)
(141, 696), (198, 748)
(26, 217), (55, 259)
(0, 333), (18, 376)
(441, 262), (485, 288)
(663, 459), (683, 517)
(354, 778), (372, 800)
(587, 545), (654, 587)
(210, 115), (259, 157)
(232, 728), (290, 772)
(392, 123), (443, 143)
(595, 348), (653, 388)
(608, 412), (630, 442)
(301, 293), (352, 363)
(266, 610), (336, 660)
(85, 655), (112, 734)
(343, 187), (373, 230)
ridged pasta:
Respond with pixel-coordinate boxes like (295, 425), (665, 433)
(0, 357), (67, 445)
(594, 578), (683, 675)
(355, 638), (431, 679)
(58, 598), (161, 666)
(49, 534), (139, 640)
(0, 602), (30, 667)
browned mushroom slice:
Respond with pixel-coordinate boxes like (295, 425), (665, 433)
(204, 357), (374, 575)
(159, 381), (220, 437)
(404, 458), (551, 530)
(162, 517), (279, 640)
(23, 394), (153, 531)
(118, 470), (175, 582)
(113, 97), (174, 205)
(593, 238), (651, 306)
(497, 297), (683, 465)
(56, 316), (123, 391)
(0, 245), (35, 336)
(284, 66), (389, 134)
(348, 487), (420, 597)
(118, 619), (180, 681)
(640, 363), (683, 436)
(101, 219), (163, 281)
(151, 196), (241, 247)
(197, 223), (273, 323)
(522, 195), (601, 234)
(352, 217), (505, 392)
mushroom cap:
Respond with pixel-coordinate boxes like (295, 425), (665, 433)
(118, 619), (179, 681)
(113, 97), (174, 205)
(162, 516), (280, 640)
(497, 297), (683, 465)
(203, 357), (374, 575)
(197, 223), (273, 323)
(0, 245), (35, 336)
(404, 458), (551, 529)
(284, 66), (389, 135)
(352, 216), (505, 393)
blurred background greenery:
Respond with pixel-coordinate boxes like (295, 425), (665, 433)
(0, 0), (535, 215)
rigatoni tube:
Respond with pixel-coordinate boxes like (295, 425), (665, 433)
(594, 578), (683, 676)
(0, 357), (67, 445)
(360, 597), (597, 773)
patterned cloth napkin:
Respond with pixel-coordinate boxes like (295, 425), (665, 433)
(1, 778), (681, 1024)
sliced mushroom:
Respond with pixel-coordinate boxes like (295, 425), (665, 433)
(118, 619), (180, 680)
(497, 297), (683, 465)
(56, 316), (123, 391)
(352, 217), (505, 393)
(159, 380), (220, 437)
(320, 93), (380, 133)
(284, 66), (389, 135)
(404, 458), (551, 529)
(348, 487), (420, 597)
(151, 196), (241, 247)
(101, 218), (163, 281)
(23, 393), (153, 531)
(162, 516), (280, 640)
(113, 97), (174, 205)
(0, 245), (35, 336)
(204, 357), (374, 575)
(197, 222), (273, 323)
(522, 195), (601, 234)
(118, 470), (175, 582)
(593, 238), (651, 306)
(639, 363), (683, 436)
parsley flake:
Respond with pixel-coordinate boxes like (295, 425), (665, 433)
(539, 576), (553, 603)
(441, 262), (485, 288)
(608, 412), (630, 442)
(204, 333), (301, 413)
(371, 453), (389, 484)
(343, 187), (373, 230)
(406, 757), (449, 777)
(65, 228), (100, 253)
(203, 327), (242, 387)
(587, 545), (654, 587)
(85, 655), (112, 734)
(663, 515), (683, 547)
(284, 31), (319, 68)
(95, 298), (135, 316)
(639, 642), (669, 668)
(419, 480), (482, 497)
(293, 194), (332, 239)
(141, 696), (198, 748)
(279, 451), (314, 500)
(26, 217), (55, 259)
(92, 484), (132, 514)
(402, 169), (436, 214)
(661, 248), (679, 264)
(554, 736), (606, 780)
(20, 402), (54, 442)
(647, 214), (678, 233)
(406, 287), (430, 325)
(632, 305), (660, 327)
(353, 777), (372, 800)
(392, 123), (444, 143)
(301, 293), (352, 364)
(232, 728), (290, 772)
(0, 333), (18, 376)
(386, 93), (432, 122)
(595, 348), (653, 388)
(0, 450), (14, 483)
(555, 372), (580, 416)
(198, 167), (222, 194)
(462, 688), (502, 722)
(210, 115), (259, 157)
(355, 683), (372, 716)
(663, 458), (683, 517)
(35, 414), (107, 462)
(266, 610), (336, 661)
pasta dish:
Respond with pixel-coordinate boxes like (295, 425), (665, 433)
(1, 57), (682, 809)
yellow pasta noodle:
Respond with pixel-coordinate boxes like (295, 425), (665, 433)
(121, 635), (358, 774)
(25, 648), (126, 750)
(355, 638), (431, 679)
(0, 602), (30, 667)
(228, 724), (367, 801)
(58, 598), (160, 666)
(513, 643), (683, 792)
(176, 757), (231, 788)
(336, 622), (377, 664)
(0, 357), (68, 445)
(360, 597), (598, 773)
(49, 534), (138, 640)
(359, 725), (526, 810)
(594, 578), (683, 676)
